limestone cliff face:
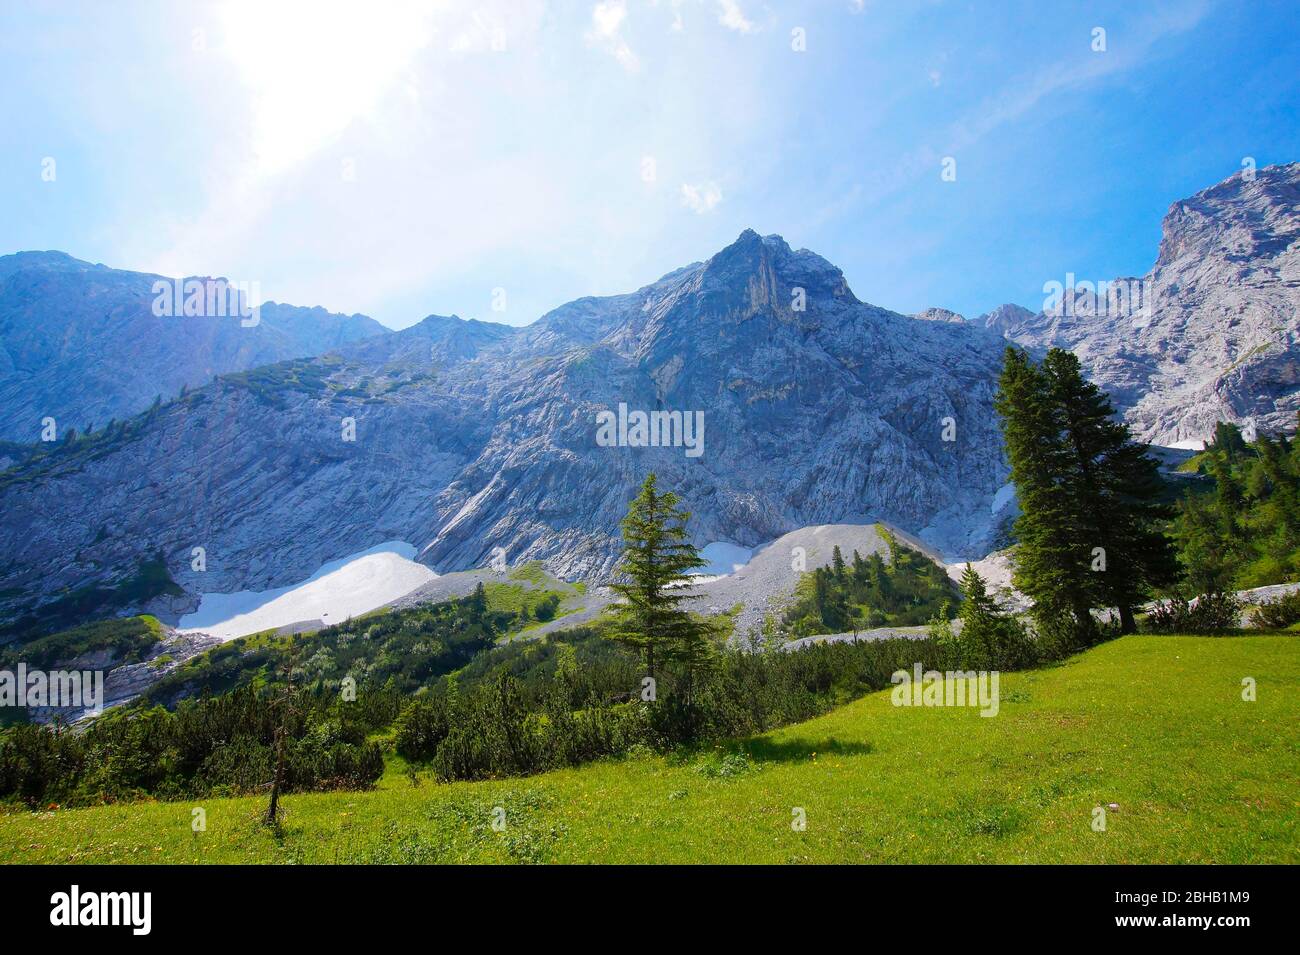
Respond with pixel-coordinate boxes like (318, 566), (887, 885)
(977, 162), (1300, 445)
(0, 231), (1009, 613)
(8, 165), (1294, 619)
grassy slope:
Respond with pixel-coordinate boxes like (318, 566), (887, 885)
(2, 635), (1296, 864)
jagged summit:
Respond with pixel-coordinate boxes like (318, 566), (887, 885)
(976, 303), (1037, 336)
(2, 163), (1297, 612)
(989, 161), (1300, 444)
(913, 307), (966, 323)
(0, 228), (1010, 610)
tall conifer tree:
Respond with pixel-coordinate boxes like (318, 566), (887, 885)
(607, 474), (709, 684)
(995, 348), (1091, 633)
(996, 347), (1174, 635)
(1042, 349), (1176, 632)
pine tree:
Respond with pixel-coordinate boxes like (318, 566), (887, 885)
(851, 549), (868, 583)
(995, 347), (1091, 635)
(606, 474), (709, 685)
(958, 563), (997, 627)
(812, 566), (850, 632)
(1042, 349), (1176, 632)
(865, 551), (889, 603)
(470, 581), (488, 615)
(996, 347), (1175, 635)
(1208, 421), (1248, 460)
(1209, 452), (1245, 541)
(1255, 435), (1300, 550)
(1173, 492), (1241, 595)
(954, 563), (1034, 669)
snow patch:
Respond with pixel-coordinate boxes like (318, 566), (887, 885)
(178, 541), (437, 642)
(693, 541), (754, 577)
(990, 482), (1016, 515)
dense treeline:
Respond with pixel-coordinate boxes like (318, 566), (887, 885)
(782, 535), (958, 635)
(394, 624), (1029, 783)
(391, 475), (1066, 785)
(1172, 420), (1300, 592)
(996, 347), (1300, 638)
(141, 583), (518, 703)
(0, 684), (395, 808)
(391, 553), (1089, 784)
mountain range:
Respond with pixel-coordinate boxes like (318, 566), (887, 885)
(0, 251), (386, 444)
(0, 163), (1296, 624)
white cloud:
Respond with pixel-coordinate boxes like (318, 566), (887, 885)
(586, 1), (640, 71)
(216, 0), (437, 178)
(944, 1), (1210, 154)
(680, 181), (723, 213)
(717, 0), (755, 33)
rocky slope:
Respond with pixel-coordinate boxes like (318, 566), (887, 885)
(976, 162), (1300, 445)
(0, 231), (1011, 618)
(0, 251), (387, 442)
(8, 163), (1290, 622)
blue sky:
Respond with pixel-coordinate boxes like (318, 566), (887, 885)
(2, 0), (1298, 330)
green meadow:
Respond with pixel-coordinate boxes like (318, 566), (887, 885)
(2, 635), (1296, 864)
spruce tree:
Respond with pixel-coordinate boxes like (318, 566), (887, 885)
(956, 563), (998, 668)
(996, 347), (1175, 636)
(1173, 492), (1240, 595)
(958, 562), (998, 626)
(851, 549), (868, 583)
(1042, 349), (1176, 632)
(995, 347), (1091, 635)
(955, 562), (1035, 669)
(1208, 421), (1248, 460)
(606, 474), (709, 685)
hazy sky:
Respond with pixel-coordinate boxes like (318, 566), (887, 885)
(3, 0), (1298, 329)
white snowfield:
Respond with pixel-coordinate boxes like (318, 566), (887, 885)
(178, 541), (437, 642)
(695, 541), (754, 577)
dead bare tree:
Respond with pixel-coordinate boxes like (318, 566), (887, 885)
(264, 634), (297, 828)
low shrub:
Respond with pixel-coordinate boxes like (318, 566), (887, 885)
(1144, 591), (1243, 634)
(1250, 589), (1300, 630)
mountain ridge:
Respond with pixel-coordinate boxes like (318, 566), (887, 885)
(973, 162), (1300, 444)
(0, 229), (1011, 620)
(0, 251), (389, 441)
(2, 164), (1297, 623)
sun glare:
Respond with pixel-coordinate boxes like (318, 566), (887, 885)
(216, 0), (437, 176)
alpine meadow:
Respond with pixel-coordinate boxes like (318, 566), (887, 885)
(0, 1), (1297, 929)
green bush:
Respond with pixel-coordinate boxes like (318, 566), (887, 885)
(0, 685), (388, 808)
(1144, 592), (1243, 634)
(1250, 589), (1300, 630)
(533, 593), (561, 622)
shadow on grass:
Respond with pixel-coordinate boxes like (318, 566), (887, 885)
(741, 736), (873, 763)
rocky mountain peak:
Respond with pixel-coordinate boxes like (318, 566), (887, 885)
(976, 303), (1037, 336)
(913, 307), (967, 323)
(986, 162), (1300, 445)
(1157, 161), (1300, 272)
